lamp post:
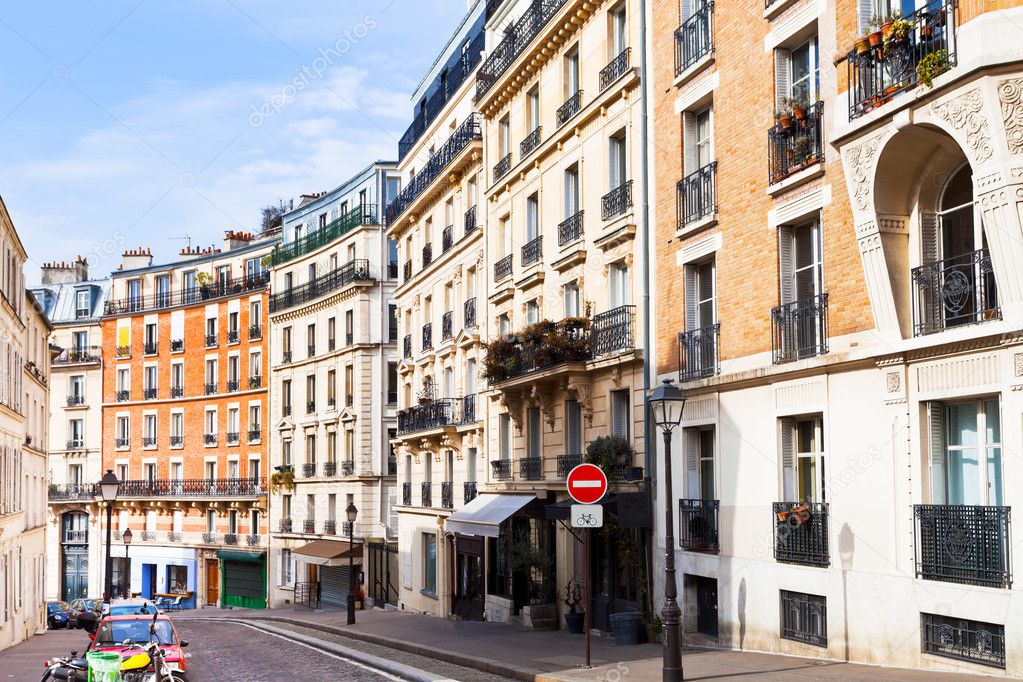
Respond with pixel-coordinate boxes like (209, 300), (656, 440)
(121, 528), (133, 600)
(647, 379), (686, 682)
(99, 470), (120, 604)
(346, 502), (358, 625)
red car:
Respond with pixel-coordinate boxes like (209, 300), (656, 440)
(87, 613), (189, 677)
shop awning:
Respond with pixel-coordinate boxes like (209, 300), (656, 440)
(445, 493), (535, 538)
(292, 540), (362, 567)
(215, 550), (266, 563)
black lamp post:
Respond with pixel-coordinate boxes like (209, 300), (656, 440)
(346, 502), (358, 625)
(648, 379), (686, 682)
(121, 528), (133, 599)
(99, 470), (120, 604)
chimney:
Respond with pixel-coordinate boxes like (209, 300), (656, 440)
(224, 230), (256, 252)
(40, 255), (89, 284)
(121, 247), (154, 270)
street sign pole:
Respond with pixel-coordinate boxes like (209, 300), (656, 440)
(567, 464), (607, 671)
(584, 526), (591, 669)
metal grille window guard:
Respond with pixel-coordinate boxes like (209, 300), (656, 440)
(302, 463), (316, 478)
(462, 394), (477, 424)
(397, 398), (467, 434)
(423, 243), (433, 268)
(204, 433), (217, 445)
(912, 248), (999, 336)
(279, 518), (293, 533)
(442, 225), (453, 252)
(768, 102), (824, 184)
(227, 380), (239, 392)
(914, 505), (1011, 588)
(247, 428), (261, 442)
(345, 394), (353, 406)
(327, 397), (336, 409)
(464, 205), (478, 235)
(322, 460), (337, 478)
(328, 338), (336, 351)
(168, 532), (181, 542)
(204, 383), (217, 395)
(248, 325), (262, 340)
(67, 395), (85, 406)
(282, 351), (292, 364)
(674, 2), (714, 75)
(143, 388), (157, 400)
(678, 324), (720, 381)
(205, 334), (218, 348)
(60, 478), (267, 498)
(67, 439), (84, 450)
(225, 533), (238, 546)
(442, 311), (453, 340)
(268, 260), (373, 313)
(283, 405), (292, 417)
(141, 531), (156, 542)
(519, 458), (543, 481)
(557, 90), (583, 127)
(464, 297), (477, 328)
(402, 482), (412, 506)
(170, 387), (184, 398)
(306, 400), (316, 413)
(341, 460), (355, 476)
(388, 262), (399, 279)
(116, 345), (131, 358)
(557, 454), (583, 478)
(780, 590), (828, 647)
(342, 521), (353, 536)
(115, 438), (129, 448)
(771, 293), (829, 364)
(441, 482), (454, 508)
(143, 342), (158, 355)
(307, 344), (316, 357)
(422, 323), (433, 351)
(493, 153), (512, 182)
(601, 180), (633, 220)
(323, 520), (336, 535)
(202, 532), (216, 544)
(521, 236), (543, 267)
(249, 376), (262, 389)
(227, 330), (239, 343)
(345, 331), (353, 346)
(922, 613), (1006, 669)
(142, 436), (157, 447)
(246, 534), (260, 547)
(773, 502), (829, 567)
(303, 520), (315, 534)
(464, 481), (478, 504)
(591, 305), (636, 357)
(170, 339), (184, 352)
(403, 335), (412, 359)
(679, 499), (720, 553)
(520, 127), (542, 157)
(847, 0), (957, 120)
(476, 0), (569, 100)
(270, 205), (377, 266)
(404, 260), (413, 282)
(49, 484), (98, 500)
(494, 254), (513, 282)
(421, 482), (432, 507)
(491, 460), (512, 481)
(104, 273), (270, 315)
(676, 163), (717, 227)
(226, 432), (239, 444)
(116, 390), (130, 402)
(170, 435), (183, 446)
(599, 48), (631, 91)
(558, 211), (584, 246)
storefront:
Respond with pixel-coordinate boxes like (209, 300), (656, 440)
(123, 546), (198, 609)
(292, 540), (362, 608)
(217, 550), (267, 609)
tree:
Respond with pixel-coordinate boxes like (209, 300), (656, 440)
(260, 199), (292, 235)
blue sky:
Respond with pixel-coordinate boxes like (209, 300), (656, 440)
(0, 0), (467, 281)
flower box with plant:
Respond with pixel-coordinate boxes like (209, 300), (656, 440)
(585, 435), (634, 481)
(916, 49), (949, 88)
(562, 581), (584, 634)
(482, 318), (591, 383)
(885, 16), (913, 44)
(867, 16), (884, 47)
(269, 470), (295, 494)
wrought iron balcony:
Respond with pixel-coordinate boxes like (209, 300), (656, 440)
(921, 613), (1006, 669)
(282, 351), (292, 364)
(321, 460), (337, 478)
(676, 162), (717, 227)
(302, 462), (316, 478)
(442, 225), (453, 252)
(170, 339), (184, 352)
(115, 437), (129, 448)
(62, 528), (88, 543)
(270, 205), (377, 266)
(168, 531), (181, 543)
(307, 344), (316, 358)
(143, 388), (157, 400)
(116, 345), (131, 358)
(143, 342), (158, 356)
(421, 482), (432, 507)
(388, 261), (399, 279)
(66, 394), (86, 407)
(48, 483), (98, 501)
(441, 482), (454, 509)
(248, 324), (262, 340)
(111, 478), (265, 498)
(464, 297), (477, 328)
(249, 376), (262, 389)
(328, 338), (336, 352)
(521, 236), (542, 266)
(306, 400), (316, 414)
(202, 532), (217, 544)
(601, 179), (633, 220)
(246, 534), (260, 547)
(464, 205), (478, 235)
(493, 153), (512, 182)
(520, 127), (542, 157)
(462, 394), (477, 424)
(204, 433), (217, 445)
(227, 330), (239, 344)
(678, 324), (720, 381)
(54, 347), (101, 365)
(397, 398), (467, 434)
(771, 293), (829, 364)
(519, 458), (543, 481)
(402, 482), (412, 506)
(283, 404), (292, 417)
(224, 533), (238, 546)
(345, 331), (353, 346)
(442, 311), (453, 341)
(205, 334), (218, 348)
(227, 380), (239, 393)
(591, 305), (636, 357)
(769, 102), (824, 184)
(494, 254), (513, 283)
(557, 454), (583, 478)
(423, 243), (433, 269)
(403, 334), (412, 359)
(170, 435), (183, 446)
(279, 518), (293, 533)
(674, 2), (714, 75)
(464, 481), (478, 504)
(404, 260), (413, 282)
(248, 428), (261, 443)
(141, 530), (156, 542)
(476, 0), (569, 100)
(345, 394), (352, 407)
(323, 520), (336, 535)
(912, 248), (998, 336)
(142, 436), (157, 447)
(422, 323), (433, 351)
(303, 519), (316, 534)
(847, 0), (957, 120)
(557, 90), (583, 127)
(66, 439), (84, 450)
(914, 504), (1011, 588)
(773, 502), (829, 567)
(558, 211), (583, 246)
(679, 499), (720, 553)
(170, 387), (184, 398)
(204, 382), (217, 395)
(268, 260), (373, 313)
(104, 273), (270, 316)
(600, 48), (631, 91)
(226, 432), (239, 445)
(341, 460), (355, 476)
(491, 460), (512, 481)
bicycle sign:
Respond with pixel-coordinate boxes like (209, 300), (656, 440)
(571, 504), (603, 528)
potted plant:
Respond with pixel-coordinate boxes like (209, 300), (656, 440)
(886, 17), (914, 44)
(269, 469), (295, 494)
(788, 96), (807, 121)
(880, 9), (900, 39)
(854, 32), (871, 55)
(790, 504), (812, 525)
(196, 271), (213, 299)
(867, 16), (884, 47)
(916, 49), (948, 88)
(563, 581), (584, 634)
(776, 509), (790, 522)
(777, 105), (794, 130)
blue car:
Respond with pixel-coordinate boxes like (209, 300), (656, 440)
(46, 602), (69, 629)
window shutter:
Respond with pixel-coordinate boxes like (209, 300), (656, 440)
(857, 0), (875, 34)
(527, 198), (538, 240)
(682, 112), (698, 176)
(609, 138), (621, 190)
(684, 265), (698, 332)
(611, 390), (630, 440)
(685, 429), (701, 498)
(276, 549), (282, 587)
(774, 49), (791, 112)
(680, 0), (692, 21)
(920, 212), (940, 264)
(564, 171), (577, 218)
(566, 400), (581, 454)
(779, 417), (797, 501)
(928, 402), (947, 504)
(778, 225), (795, 304)
(500, 415), (510, 460)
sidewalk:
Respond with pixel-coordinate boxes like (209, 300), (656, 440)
(179, 606), (1014, 681)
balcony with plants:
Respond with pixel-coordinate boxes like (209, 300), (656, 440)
(769, 100), (823, 185)
(105, 272), (270, 316)
(268, 259), (373, 313)
(270, 205), (377, 266)
(482, 318), (591, 387)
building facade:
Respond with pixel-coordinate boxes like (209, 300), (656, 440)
(266, 163), (401, 610)
(652, 0), (1023, 675)
(98, 233), (277, 610)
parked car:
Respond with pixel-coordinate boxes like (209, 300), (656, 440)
(66, 598), (102, 628)
(86, 613), (189, 678)
(46, 602), (69, 629)
(104, 597), (161, 616)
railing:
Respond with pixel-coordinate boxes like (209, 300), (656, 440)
(204, 433), (218, 445)
(341, 460), (354, 476)
(464, 205), (478, 235)
(170, 435), (183, 446)
(115, 437), (129, 448)
(248, 324), (262, 340)
(270, 205), (377, 266)
(911, 248), (998, 336)
(66, 439), (84, 450)
(491, 460), (512, 481)
(387, 261), (399, 279)
(283, 405), (292, 417)
(303, 519), (316, 534)
(921, 612), (1006, 669)
(279, 518), (293, 533)
(342, 520), (353, 536)
(679, 499), (720, 553)
(557, 90), (583, 127)
(246, 534), (260, 547)
(227, 380), (239, 393)
(66, 395), (85, 407)
(600, 48), (631, 91)
(170, 339), (184, 352)
(249, 376), (262, 389)
(143, 388), (158, 400)
(442, 225), (453, 252)
(323, 461), (337, 477)
(771, 293), (829, 364)
(421, 482), (432, 507)
(441, 482), (453, 509)
(345, 331), (353, 346)
(476, 0), (569, 100)
(67, 478), (271, 498)
(268, 260), (373, 313)
(227, 330), (239, 344)
(141, 530), (156, 542)
(205, 334), (218, 348)
(494, 254), (512, 282)
(142, 436), (157, 447)
(601, 180), (633, 220)
(422, 323), (433, 351)
(442, 311), (453, 341)
(403, 335), (412, 359)
(423, 243), (433, 268)
(464, 297), (477, 328)
(170, 387), (184, 398)
(464, 481), (478, 504)
(769, 102), (824, 184)
(402, 482), (412, 506)
(62, 529), (88, 543)
(323, 520), (336, 535)
(519, 458), (542, 481)
(914, 505), (1011, 588)
(847, 0), (958, 120)
(226, 432), (239, 444)
(557, 454), (583, 478)
(387, 114), (483, 224)
(143, 342), (158, 356)
(204, 383), (217, 395)
(676, 162), (717, 227)
(591, 305), (636, 357)
(558, 211), (583, 246)
(224, 533), (238, 546)
(53, 347), (101, 365)
(397, 398), (469, 434)
(105, 274), (270, 316)
(403, 260), (413, 282)
(462, 394), (477, 424)
(116, 346), (130, 358)
(168, 532), (181, 543)
(48, 483), (97, 500)
(247, 428), (261, 442)
(773, 502), (829, 567)
(678, 324), (720, 381)
(302, 463), (316, 478)
(493, 153), (512, 182)
(520, 127), (542, 157)
(202, 532), (217, 544)
(518, 236), (541, 267)
(674, 3), (714, 75)
(282, 351), (292, 364)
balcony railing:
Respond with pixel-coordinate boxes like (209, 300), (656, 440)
(557, 90), (583, 127)
(226, 432), (239, 445)
(168, 531), (181, 543)
(674, 3), (714, 75)
(397, 398), (470, 435)
(676, 162), (716, 227)
(476, 0), (569, 100)
(464, 297), (477, 328)
(53, 347), (101, 365)
(558, 211), (583, 246)
(48, 484), (98, 501)
(170, 387), (184, 398)
(170, 339), (184, 352)
(441, 482), (454, 509)
(302, 463), (316, 478)
(493, 153), (512, 182)
(246, 534), (260, 547)
(116, 345), (130, 358)
(282, 351), (292, 364)
(104, 478), (266, 498)
(143, 342), (158, 355)
(423, 243), (433, 268)
(464, 481), (478, 504)
(491, 460), (513, 481)
(142, 436), (157, 447)
(442, 225), (453, 252)
(404, 260), (413, 282)
(323, 520), (336, 536)
(591, 305), (636, 357)
(914, 505), (1011, 588)
(268, 260), (373, 313)
(769, 102), (824, 184)
(847, 0), (957, 120)
(521, 236), (542, 267)
(105, 274), (270, 316)
(115, 437), (129, 448)
(279, 518), (293, 533)
(464, 205), (478, 235)
(601, 180), (633, 220)
(421, 482), (432, 507)
(322, 461), (337, 478)
(462, 394), (477, 424)
(519, 458), (542, 481)
(771, 293), (829, 364)
(599, 48), (631, 91)
(488, 318), (590, 382)
(678, 324), (720, 381)
(520, 127), (542, 157)
(170, 435), (183, 446)
(679, 499), (720, 553)
(341, 460), (355, 476)
(911, 248), (999, 336)
(66, 394), (86, 407)
(402, 482), (412, 506)
(773, 502), (829, 567)
(202, 532), (217, 544)
(204, 383), (217, 395)
(227, 380), (239, 393)
(270, 205), (377, 266)
(204, 433), (217, 445)
(143, 388), (157, 400)
(66, 439), (84, 450)
(224, 533), (238, 546)
(557, 454), (583, 478)
(205, 334), (218, 348)
(442, 311), (453, 341)
(227, 330), (239, 344)
(422, 323), (433, 351)
(387, 114), (483, 225)
(248, 324), (262, 340)
(303, 520), (316, 534)
(249, 376), (262, 389)
(403, 334), (412, 359)
(494, 254), (513, 283)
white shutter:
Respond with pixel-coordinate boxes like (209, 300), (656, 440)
(774, 49), (791, 112)
(778, 225), (795, 305)
(857, 0), (875, 34)
(684, 265), (698, 332)
(920, 212), (940, 264)
(685, 429), (701, 498)
(680, 0), (692, 21)
(609, 138), (621, 191)
(779, 417), (797, 501)
(682, 111), (698, 176)
(276, 550), (283, 587)
(928, 402), (947, 504)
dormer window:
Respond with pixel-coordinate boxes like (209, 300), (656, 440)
(75, 289), (91, 318)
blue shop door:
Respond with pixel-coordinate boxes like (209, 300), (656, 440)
(141, 564), (157, 599)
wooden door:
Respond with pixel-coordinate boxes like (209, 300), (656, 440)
(308, 564), (318, 585)
(206, 559), (220, 605)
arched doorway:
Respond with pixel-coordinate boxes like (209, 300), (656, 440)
(61, 512), (89, 601)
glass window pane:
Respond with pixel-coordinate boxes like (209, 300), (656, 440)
(985, 400), (1000, 443)
(987, 447), (1003, 506)
(946, 448), (981, 505)
(947, 403), (978, 447)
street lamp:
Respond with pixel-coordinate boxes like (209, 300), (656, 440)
(121, 528), (133, 600)
(99, 470), (120, 604)
(346, 502), (358, 625)
(647, 379), (686, 682)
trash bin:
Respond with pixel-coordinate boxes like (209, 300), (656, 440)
(86, 650), (123, 682)
(609, 611), (642, 645)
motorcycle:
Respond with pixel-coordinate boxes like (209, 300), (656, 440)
(40, 646), (156, 682)
(39, 650), (88, 682)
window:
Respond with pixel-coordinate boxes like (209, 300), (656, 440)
(144, 414), (157, 440)
(780, 590), (827, 647)
(69, 375), (85, 400)
(387, 363), (398, 404)
(685, 258), (716, 330)
(526, 193), (539, 242)
(921, 613), (1005, 669)
(327, 369), (336, 405)
(205, 409), (217, 435)
(327, 317), (336, 348)
(610, 390), (630, 440)
(306, 375), (316, 411)
(75, 290), (90, 317)
(780, 416), (825, 503)
(282, 439), (292, 466)
(565, 45), (580, 96)
(117, 368), (129, 392)
(250, 300), (261, 328)
(228, 311), (239, 336)
(566, 400), (582, 454)
(563, 282), (580, 318)
(249, 351), (261, 379)
(526, 299), (540, 325)
(780, 219), (823, 304)
(610, 3), (627, 55)
(307, 323), (316, 355)
(527, 87), (540, 133)
(498, 314), (511, 337)
(205, 359), (217, 387)
(72, 331), (88, 351)
(216, 265), (230, 288)
(388, 304), (398, 342)
(423, 533), (437, 594)
(171, 413), (183, 439)
(69, 418), (84, 442)
(144, 462), (156, 482)
(282, 380), (292, 413)
(281, 549), (293, 586)
(345, 310), (353, 344)
(527, 407), (541, 459)
(564, 165), (580, 219)
(684, 427), (715, 498)
(249, 405), (260, 433)
(168, 566), (188, 594)
(171, 363), (183, 391)
(609, 262), (630, 309)
(608, 132), (627, 190)
(499, 413), (511, 460)
(927, 400), (1002, 506)
(499, 116), (511, 158)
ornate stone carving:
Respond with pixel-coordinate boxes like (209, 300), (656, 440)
(931, 89), (993, 164)
(500, 393), (524, 434)
(998, 78), (1023, 155)
(1014, 353), (1023, 377)
(844, 132), (885, 212)
(609, 366), (622, 389)
(886, 371), (901, 393)
(566, 377), (593, 424)
(530, 384), (556, 428)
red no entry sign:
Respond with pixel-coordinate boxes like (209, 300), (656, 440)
(566, 464), (608, 505)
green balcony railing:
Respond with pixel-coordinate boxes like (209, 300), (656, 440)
(270, 204), (377, 266)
